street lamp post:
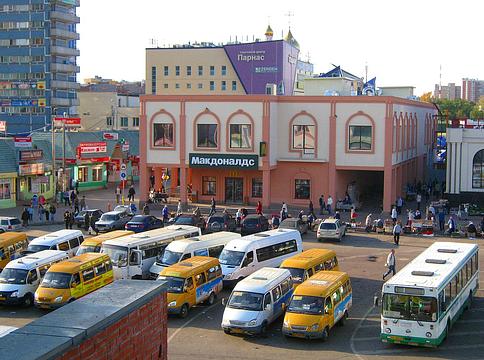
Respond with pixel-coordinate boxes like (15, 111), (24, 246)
(51, 107), (57, 203)
(62, 112), (67, 192)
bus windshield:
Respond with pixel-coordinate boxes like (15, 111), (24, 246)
(41, 272), (72, 289)
(228, 291), (263, 311)
(102, 245), (128, 267)
(219, 250), (245, 266)
(157, 276), (185, 293)
(287, 295), (324, 315)
(160, 250), (182, 266)
(382, 293), (438, 322)
(0, 268), (28, 285)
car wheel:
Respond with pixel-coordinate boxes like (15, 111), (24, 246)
(179, 304), (189, 318)
(224, 329), (231, 335)
(206, 292), (216, 305)
(22, 293), (33, 307)
(260, 322), (268, 337)
(338, 311), (348, 326)
(321, 327), (329, 342)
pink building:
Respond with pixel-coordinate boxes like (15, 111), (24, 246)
(139, 95), (436, 211)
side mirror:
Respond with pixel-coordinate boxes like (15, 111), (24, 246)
(265, 303), (271, 311)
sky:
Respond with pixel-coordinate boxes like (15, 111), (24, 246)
(77, 0), (483, 95)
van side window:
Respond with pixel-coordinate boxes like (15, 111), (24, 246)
(333, 257), (338, 267)
(272, 286), (281, 302)
(0, 248), (5, 260)
(195, 272), (206, 287)
(307, 268), (314, 277)
(208, 245), (225, 258)
(314, 263), (324, 272)
(325, 259), (333, 270)
(72, 273), (81, 286)
(242, 251), (253, 267)
(78, 236), (84, 245)
(105, 260), (112, 272)
(27, 269), (38, 283)
(264, 293), (271, 308)
(58, 241), (69, 251)
(194, 248), (209, 257)
(180, 253), (191, 261)
(325, 297), (332, 313)
(82, 267), (95, 281)
(94, 263), (106, 276)
(280, 279), (290, 295)
(39, 264), (50, 277)
(207, 266), (217, 281)
(332, 289), (341, 304)
(185, 277), (194, 289)
(69, 237), (79, 249)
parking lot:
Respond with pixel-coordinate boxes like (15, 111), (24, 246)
(0, 228), (483, 360)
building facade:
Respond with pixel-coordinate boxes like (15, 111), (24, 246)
(434, 83), (461, 100)
(462, 78), (484, 103)
(139, 95), (436, 211)
(0, 0), (80, 135)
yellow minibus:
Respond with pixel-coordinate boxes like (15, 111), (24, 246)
(76, 230), (134, 255)
(0, 232), (28, 270)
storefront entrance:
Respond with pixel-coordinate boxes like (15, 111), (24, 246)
(225, 177), (243, 203)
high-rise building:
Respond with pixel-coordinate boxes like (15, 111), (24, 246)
(462, 78), (484, 103)
(0, 0), (80, 134)
(434, 83), (461, 100)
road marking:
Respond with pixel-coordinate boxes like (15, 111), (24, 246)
(350, 305), (376, 360)
(167, 302), (220, 344)
(352, 336), (380, 342)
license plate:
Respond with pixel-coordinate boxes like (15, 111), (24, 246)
(292, 332), (306, 338)
(0, 296), (5, 301)
(231, 328), (245, 334)
(389, 336), (404, 341)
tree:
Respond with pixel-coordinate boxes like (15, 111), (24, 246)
(433, 99), (476, 119)
(420, 92), (433, 103)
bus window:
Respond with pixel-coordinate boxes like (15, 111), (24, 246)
(195, 272), (206, 287)
(332, 289), (341, 304)
(71, 273), (81, 287)
(185, 277), (194, 290)
(272, 286), (281, 302)
(180, 253), (191, 261)
(280, 279), (290, 295)
(94, 263), (107, 276)
(208, 245), (225, 258)
(69, 237), (79, 250)
(194, 249), (209, 257)
(105, 260), (112, 272)
(27, 269), (38, 284)
(242, 251), (253, 268)
(58, 242), (69, 251)
(0, 248), (5, 260)
(263, 293), (271, 308)
(324, 297), (332, 314)
(82, 268), (95, 282)
(307, 268), (313, 277)
(314, 263), (324, 272)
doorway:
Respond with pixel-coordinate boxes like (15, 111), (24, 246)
(225, 177), (243, 203)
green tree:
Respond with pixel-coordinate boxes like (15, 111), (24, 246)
(433, 99), (476, 119)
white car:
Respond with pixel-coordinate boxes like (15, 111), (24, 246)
(317, 219), (346, 242)
(0, 217), (22, 232)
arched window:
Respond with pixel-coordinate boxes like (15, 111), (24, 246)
(150, 109), (175, 149)
(346, 111), (375, 153)
(472, 150), (484, 188)
(289, 111), (317, 156)
(194, 109), (220, 151)
(226, 110), (254, 151)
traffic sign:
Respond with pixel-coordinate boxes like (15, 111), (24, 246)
(120, 170), (127, 180)
(120, 163), (127, 171)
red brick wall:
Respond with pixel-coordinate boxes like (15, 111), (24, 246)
(57, 292), (167, 360)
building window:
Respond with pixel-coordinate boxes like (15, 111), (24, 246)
(0, 179), (11, 200)
(221, 65), (227, 76)
(187, 83), (191, 89)
(92, 167), (103, 182)
(175, 83), (180, 89)
(106, 117), (113, 127)
(175, 66), (180, 76)
(209, 81), (215, 91)
(230, 124), (251, 148)
(197, 124), (218, 148)
(198, 83), (203, 89)
(210, 66), (215, 76)
(349, 125), (372, 150)
(153, 123), (174, 147)
(151, 66), (156, 94)
(163, 66), (169, 76)
(132, 117), (139, 127)
(198, 66), (203, 76)
(292, 125), (315, 152)
(472, 149), (484, 188)
(78, 167), (88, 183)
(295, 179), (310, 199)
(120, 117), (128, 127)
(221, 81), (226, 91)
(186, 66), (191, 76)
(164, 83), (168, 89)
(252, 178), (262, 198)
(202, 176), (216, 195)
(232, 81), (237, 91)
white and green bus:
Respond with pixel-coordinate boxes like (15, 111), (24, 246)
(381, 242), (479, 347)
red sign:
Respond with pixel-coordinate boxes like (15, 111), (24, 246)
(79, 142), (107, 154)
(14, 136), (32, 148)
(54, 117), (81, 128)
(20, 150), (43, 161)
(103, 132), (119, 141)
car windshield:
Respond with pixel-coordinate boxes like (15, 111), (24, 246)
(131, 216), (146, 222)
(26, 244), (50, 253)
(280, 220), (296, 228)
(100, 214), (119, 222)
(160, 250), (182, 266)
(114, 206), (128, 212)
(228, 291), (263, 311)
(157, 276), (185, 293)
(10, 219), (20, 225)
(219, 250), (245, 266)
(102, 245), (128, 267)
(287, 295), (325, 315)
(382, 293), (438, 322)
(175, 216), (194, 225)
(208, 217), (223, 224)
(77, 211), (87, 218)
(40, 272), (72, 289)
(320, 223), (337, 230)
(77, 245), (100, 255)
(283, 267), (305, 284)
(0, 268), (28, 284)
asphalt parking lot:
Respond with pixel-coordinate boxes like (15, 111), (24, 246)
(1, 229), (483, 360)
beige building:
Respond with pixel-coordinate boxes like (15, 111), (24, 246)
(380, 86), (415, 99)
(78, 92), (140, 131)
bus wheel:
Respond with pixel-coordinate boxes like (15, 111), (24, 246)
(22, 293), (33, 307)
(207, 292), (216, 306)
(179, 304), (189, 319)
(321, 327), (329, 342)
(444, 321), (450, 341)
(338, 311), (348, 326)
(260, 322), (268, 337)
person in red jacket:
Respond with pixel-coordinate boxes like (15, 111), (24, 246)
(256, 201), (263, 215)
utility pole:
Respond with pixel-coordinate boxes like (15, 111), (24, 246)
(62, 112), (66, 192)
(51, 107), (57, 203)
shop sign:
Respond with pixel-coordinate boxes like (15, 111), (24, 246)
(54, 117), (81, 128)
(19, 149), (43, 161)
(0, 121), (6, 132)
(79, 142), (107, 154)
(122, 141), (129, 152)
(14, 136), (32, 148)
(189, 153), (258, 170)
(19, 163), (44, 176)
(103, 132), (119, 141)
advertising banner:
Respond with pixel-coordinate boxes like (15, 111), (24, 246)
(14, 136), (32, 148)
(103, 132), (119, 141)
(19, 163), (44, 176)
(79, 142), (107, 154)
(189, 153), (258, 170)
(54, 117), (81, 128)
(20, 150), (43, 161)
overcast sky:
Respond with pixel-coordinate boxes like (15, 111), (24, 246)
(77, 0), (483, 95)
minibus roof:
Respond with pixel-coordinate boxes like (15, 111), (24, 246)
(81, 230), (134, 247)
(0, 232), (27, 248)
(234, 267), (291, 294)
(224, 229), (300, 252)
(281, 248), (336, 269)
(29, 230), (82, 246)
(165, 232), (240, 252)
(7, 250), (69, 271)
(295, 271), (349, 298)
(160, 256), (219, 278)
(48, 253), (109, 274)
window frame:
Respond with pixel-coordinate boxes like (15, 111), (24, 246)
(196, 123), (218, 148)
(348, 125), (373, 151)
(294, 179), (310, 200)
(202, 176), (216, 196)
(229, 123), (252, 149)
(472, 150), (484, 189)
(152, 122), (175, 148)
(251, 178), (262, 198)
(292, 124), (316, 153)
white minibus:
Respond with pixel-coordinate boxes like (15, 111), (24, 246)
(221, 267), (294, 336)
(102, 225), (201, 280)
(219, 229), (303, 287)
(0, 250), (69, 306)
(149, 231), (240, 279)
(25, 230), (84, 257)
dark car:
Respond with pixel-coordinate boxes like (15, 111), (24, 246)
(125, 215), (163, 233)
(74, 209), (103, 228)
(95, 210), (132, 233)
(206, 213), (237, 233)
(240, 214), (269, 236)
(173, 213), (206, 229)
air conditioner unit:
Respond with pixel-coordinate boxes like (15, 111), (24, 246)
(265, 83), (277, 95)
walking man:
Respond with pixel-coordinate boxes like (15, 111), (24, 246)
(396, 196), (403, 215)
(416, 193), (422, 211)
(209, 197), (216, 217)
(391, 206), (398, 224)
(308, 200), (315, 218)
(128, 185), (135, 202)
(177, 200), (182, 216)
(21, 208), (29, 227)
(319, 195), (325, 215)
(80, 196), (86, 211)
(115, 186), (121, 204)
(64, 210), (71, 230)
(438, 210), (445, 232)
(74, 197), (80, 214)
(383, 249), (396, 280)
(393, 221), (402, 245)
(327, 195), (333, 215)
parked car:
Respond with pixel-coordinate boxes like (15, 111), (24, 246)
(240, 214), (269, 236)
(317, 219), (346, 242)
(125, 215), (163, 233)
(279, 218), (309, 235)
(95, 210), (132, 233)
(114, 205), (134, 216)
(173, 213), (206, 229)
(74, 209), (103, 228)
(206, 213), (237, 233)
(0, 217), (22, 232)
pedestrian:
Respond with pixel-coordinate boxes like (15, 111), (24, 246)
(391, 206), (398, 224)
(63, 190), (70, 206)
(75, 180), (79, 194)
(393, 221), (402, 245)
(38, 203), (44, 222)
(256, 201), (263, 215)
(162, 205), (169, 223)
(438, 210), (445, 232)
(407, 209), (414, 227)
(27, 204), (33, 221)
(150, 174), (155, 189)
(236, 208), (242, 227)
(44, 205), (50, 222)
(50, 204), (56, 222)
(130, 202), (137, 215)
(84, 211), (90, 231)
(308, 200), (315, 218)
(115, 186), (121, 204)
(80, 196), (86, 211)
(416, 193), (422, 211)
(271, 214), (280, 229)
(21, 207), (29, 227)
(446, 216), (456, 235)
(298, 210), (304, 220)
(128, 185), (135, 202)
(307, 213), (314, 229)
(64, 210), (71, 229)
(319, 195), (325, 215)
(70, 190), (76, 208)
(396, 196), (403, 215)
(467, 221), (477, 239)
(177, 200), (182, 216)
(327, 196), (333, 215)
(383, 249), (396, 280)
(89, 214), (98, 235)
(68, 211), (74, 229)
(209, 197), (216, 217)
(281, 202), (288, 220)
(365, 213), (372, 232)
(334, 211), (341, 220)
(107, 202), (112, 212)
(350, 207), (357, 223)
(143, 203), (150, 215)
(73, 197), (80, 214)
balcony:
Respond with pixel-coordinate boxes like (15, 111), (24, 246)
(51, 97), (79, 107)
(52, 0), (80, 6)
(51, 45), (80, 57)
(51, 80), (80, 90)
(51, 63), (80, 73)
(50, 11), (80, 24)
(51, 28), (80, 40)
